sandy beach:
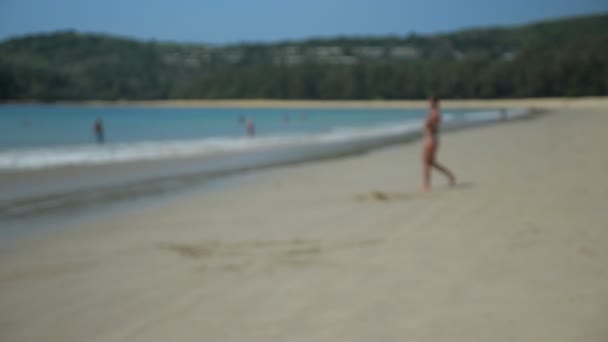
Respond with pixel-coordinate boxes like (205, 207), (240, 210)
(8, 96), (608, 109)
(1, 107), (607, 341)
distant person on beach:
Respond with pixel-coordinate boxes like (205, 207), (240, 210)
(246, 119), (255, 137)
(93, 118), (104, 143)
(422, 96), (455, 191)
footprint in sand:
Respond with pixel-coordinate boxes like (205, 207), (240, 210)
(355, 190), (430, 202)
(158, 239), (322, 262)
(158, 238), (384, 273)
(355, 182), (475, 203)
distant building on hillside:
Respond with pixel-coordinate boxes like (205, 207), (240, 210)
(273, 46), (304, 65)
(223, 49), (244, 64)
(310, 46), (343, 58)
(162, 52), (201, 68)
(389, 46), (419, 59)
(352, 46), (384, 59)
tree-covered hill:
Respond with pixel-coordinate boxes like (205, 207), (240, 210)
(1, 13), (606, 100)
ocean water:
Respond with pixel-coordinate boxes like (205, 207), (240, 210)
(0, 104), (529, 229)
(0, 105), (524, 170)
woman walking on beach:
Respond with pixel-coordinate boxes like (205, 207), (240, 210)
(422, 96), (455, 191)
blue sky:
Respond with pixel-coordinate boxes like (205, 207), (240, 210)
(1, 0), (607, 44)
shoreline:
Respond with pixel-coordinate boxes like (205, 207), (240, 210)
(2, 96), (608, 109)
(0, 109), (539, 225)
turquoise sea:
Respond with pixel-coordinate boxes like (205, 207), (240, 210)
(0, 105), (522, 170)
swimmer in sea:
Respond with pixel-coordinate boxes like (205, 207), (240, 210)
(246, 119), (255, 137)
(93, 118), (105, 144)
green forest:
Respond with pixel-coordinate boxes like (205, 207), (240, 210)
(0, 13), (607, 101)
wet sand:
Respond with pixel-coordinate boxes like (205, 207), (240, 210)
(0, 108), (607, 341)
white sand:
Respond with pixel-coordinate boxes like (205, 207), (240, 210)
(1, 108), (607, 342)
(50, 96), (608, 109)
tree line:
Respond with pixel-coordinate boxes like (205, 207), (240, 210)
(0, 14), (606, 101)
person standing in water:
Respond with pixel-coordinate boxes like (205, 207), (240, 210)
(93, 118), (105, 143)
(246, 118), (255, 137)
(422, 96), (455, 191)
